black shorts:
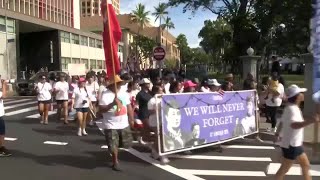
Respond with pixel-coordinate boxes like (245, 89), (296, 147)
(56, 100), (68, 104)
(38, 100), (51, 104)
(0, 116), (5, 135)
(76, 108), (89, 113)
(282, 146), (304, 160)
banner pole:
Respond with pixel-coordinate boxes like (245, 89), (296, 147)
(105, 1), (118, 96)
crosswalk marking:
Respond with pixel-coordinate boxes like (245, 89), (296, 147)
(169, 155), (272, 162)
(267, 163), (320, 176)
(180, 169), (266, 177)
(4, 137), (18, 141)
(4, 99), (32, 105)
(5, 106), (38, 116)
(27, 111), (56, 118)
(43, 141), (68, 146)
(4, 101), (37, 110)
(222, 145), (275, 150)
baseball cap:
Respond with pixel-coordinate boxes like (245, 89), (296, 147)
(286, 84), (307, 98)
(183, 80), (197, 89)
(139, 78), (151, 85)
(207, 79), (221, 86)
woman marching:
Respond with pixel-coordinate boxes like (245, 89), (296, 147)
(36, 75), (52, 125)
(73, 77), (92, 136)
(53, 74), (69, 124)
(274, 85), (319, 180)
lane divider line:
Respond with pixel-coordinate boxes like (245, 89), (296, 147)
(43, 141), (68, 146)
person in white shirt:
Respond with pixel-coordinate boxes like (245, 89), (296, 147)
(99, 75), (134, 171)
(73, 78), (92, 136)
(53, 74), (69, 124)
(274, 85), (319, 180)
(86, 74), (99, 125)
(36, 75), (52, 124)
(0, 90), (11, 157)
(265, 75), (285, 132)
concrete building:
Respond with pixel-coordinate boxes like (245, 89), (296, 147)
(81, 14), (180, 70)
(80, 0), (120, 16)
(0, 0), (107, 80)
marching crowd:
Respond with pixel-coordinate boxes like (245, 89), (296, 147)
(0, 62), (319, 178)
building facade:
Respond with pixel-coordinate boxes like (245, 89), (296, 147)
(80, 0), (120, 17)
(0, 0), (106, 80)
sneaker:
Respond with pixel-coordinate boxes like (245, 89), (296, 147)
(273, 127), (277, 134)
(266, 128), (272, 132)
(160, 156), (170, 165)
(255, 136), (264, 143)
(151, 149), (160, 160)
(77, 128), (82, 136)
(112, 163), (121, 171)
(0, 147), (12, 157)
(82, 129), (88, 136)
(138, 136), (147, 145)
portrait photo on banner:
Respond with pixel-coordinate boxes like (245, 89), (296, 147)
(160, 90), (258, 153)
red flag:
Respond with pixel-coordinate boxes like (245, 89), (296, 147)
(101, 0), (122, 78)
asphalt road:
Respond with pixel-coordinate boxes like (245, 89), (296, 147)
(1, 97), (319, 180)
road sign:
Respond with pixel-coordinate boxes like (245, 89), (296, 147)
(153, 46), (166, 61)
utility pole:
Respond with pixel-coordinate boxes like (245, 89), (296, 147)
(5, 0), (10, 80)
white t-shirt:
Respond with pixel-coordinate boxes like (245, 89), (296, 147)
(72, 87), (91, 108)
(36, 82), (52, 101)
(98, 85), (106, 101)
(266, 83), (284, 107)
(54, 81), (69, 100)
(99, 89), (130, 129)
(201, 86), (210, 93)
(147, 97), (161, 127)
(278, 104), (304, 148)
(86, 81), (99, 102)
(0, 91), (4, 117)
(164, 83), (170, 94)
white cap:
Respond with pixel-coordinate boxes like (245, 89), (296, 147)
(207, 79), (221, 86)
(286, 84), (307, 98)
(139, 78), (151, 85)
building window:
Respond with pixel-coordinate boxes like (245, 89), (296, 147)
(90, 59), (97, 69)
(81, 59), (89, 69)
(82, 2), (85, 7)
(60, 31), (70, 43)
(0, 17), (5, 32)
(89, 38), (95, 47)
(87, 2), (91, 6)
(94, 2), (99, 7)
(94, 9), (99, 14)
(97, 60), (103, 69)
(71, 34), (79, 44)
(80, 36), (88, 46)
(6, 19), (15, 33)
(96, 40), (102, 48)
(72, 58), (80, 64)
(61, 57), (71, 70)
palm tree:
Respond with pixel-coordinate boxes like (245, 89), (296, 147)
(161, 17), (175, 53)
(131, 3), (150, 71)
(152, 3), (168, 45)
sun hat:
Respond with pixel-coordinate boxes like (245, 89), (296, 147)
(286, 84), (307, 98)
(183, 80), (197, 89)
(139, 78), (151, 85)
(207, 79), (221, 86)
(108, 75), (123, 85)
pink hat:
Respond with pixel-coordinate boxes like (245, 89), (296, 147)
(183, 80), (197, 89)
(79, 77), (86, 83)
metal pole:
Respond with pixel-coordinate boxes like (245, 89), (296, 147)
(5, 0), (10, 80)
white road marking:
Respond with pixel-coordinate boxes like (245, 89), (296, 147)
(4, 101), (37, 110)
(169, 155), (272, 162)
(221, 145), (275, 150)
(43, 141), (68, 146)
(180, 169), (266, 177)
(4, 137), (17, 141)
(267, 163), (320, 176)
(4, 99), (32, 105)
(26, 111), (56, 118)
(125, 148), (205, 180)
(5, 107), (38, 116)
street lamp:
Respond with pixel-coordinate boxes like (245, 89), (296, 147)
(247, 47), (254, 56)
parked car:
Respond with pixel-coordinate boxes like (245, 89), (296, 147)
(16, 71), (69, 96)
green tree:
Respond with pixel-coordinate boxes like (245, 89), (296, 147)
(176, 34), (192, 64)
(161, 17), (175, 51)
(133, 35), (157, 68)
(152, 3), (169, 45)
(131, 3), (150, 66)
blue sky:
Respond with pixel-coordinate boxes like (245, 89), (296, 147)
(120, 0), (217, 47)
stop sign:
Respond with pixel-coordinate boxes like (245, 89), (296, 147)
(153, 46), (166, 61)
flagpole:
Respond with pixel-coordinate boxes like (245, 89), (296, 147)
(105, 0), (118, 96)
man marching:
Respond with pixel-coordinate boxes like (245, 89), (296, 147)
(0, 90), (11, 157)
